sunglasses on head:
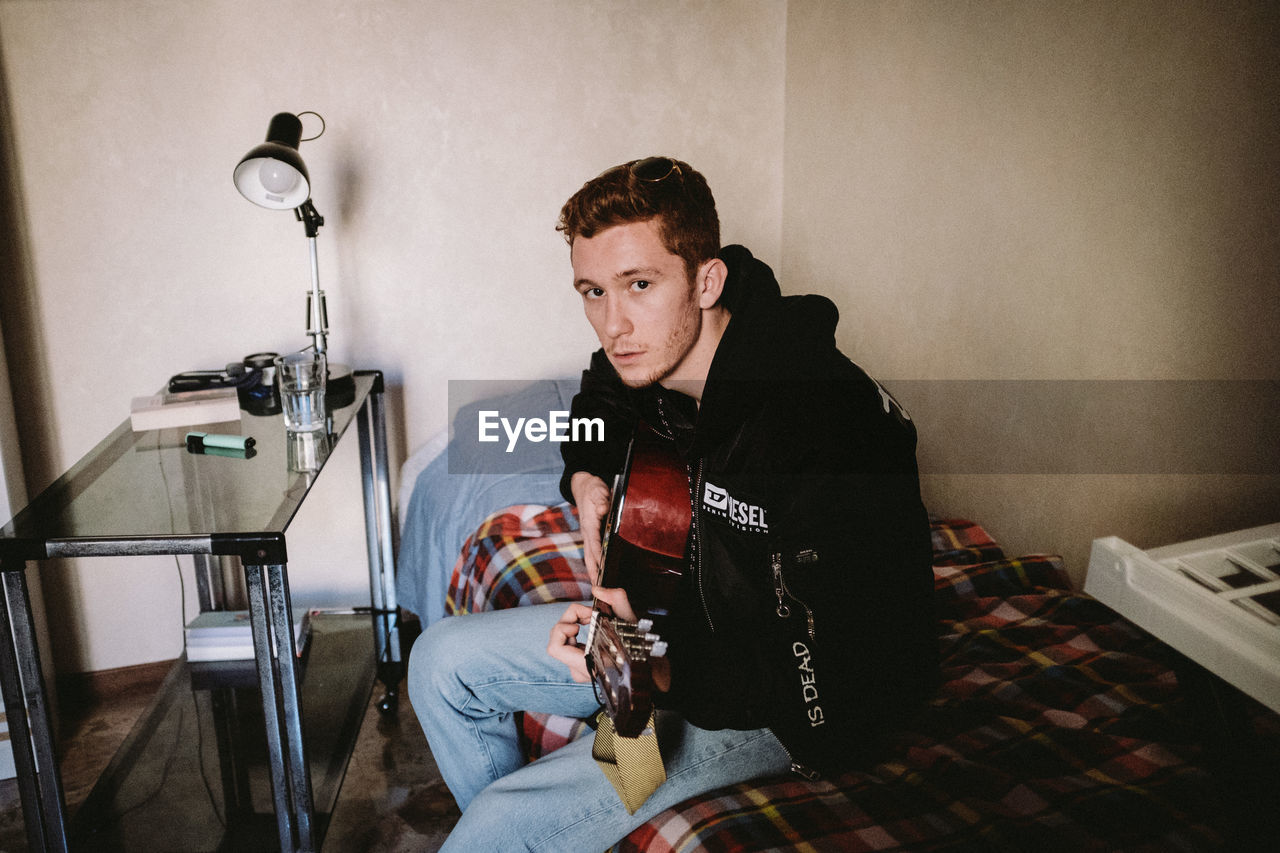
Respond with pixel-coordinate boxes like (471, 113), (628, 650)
(627, 156), (682, 183)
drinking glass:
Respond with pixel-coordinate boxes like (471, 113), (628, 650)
(275, 351), (327, 432)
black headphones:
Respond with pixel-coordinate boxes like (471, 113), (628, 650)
(168, 352), (280, 393)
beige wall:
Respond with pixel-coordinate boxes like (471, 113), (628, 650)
(0, 0), (1276, 673)
(782, 0), (1280, 578)
(0, 0), (787, 672)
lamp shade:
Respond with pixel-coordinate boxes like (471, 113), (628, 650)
(233, 112), (311, 210)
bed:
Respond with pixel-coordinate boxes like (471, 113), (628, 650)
(396, 383), (1277, 851)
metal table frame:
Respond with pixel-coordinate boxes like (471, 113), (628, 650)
(0, 370), (399, 853)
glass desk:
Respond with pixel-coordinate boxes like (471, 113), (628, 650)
(0, 370), (400, 852)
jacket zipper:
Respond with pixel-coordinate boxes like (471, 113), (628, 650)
(770, 716), (822, 781)
(654, 396), (713, 633)
(787, 753), (822, 782)
(771, 551), (815, 640)
(692, 457), (714, 631)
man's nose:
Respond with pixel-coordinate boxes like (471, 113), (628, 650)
(602, 297), (632, 338)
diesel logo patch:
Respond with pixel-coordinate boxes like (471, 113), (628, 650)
(702, 482), (769, 532)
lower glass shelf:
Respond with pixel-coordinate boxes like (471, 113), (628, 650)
(67, 614), (376, 851)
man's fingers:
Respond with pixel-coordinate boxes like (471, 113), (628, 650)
(546, 634), (591, 683)
(546, 602), (595, 683)
(583, 537), (601, 584)
(549, 620), (577, 642)
(591, 585), (637, 623)
(571, 472), (612, 586)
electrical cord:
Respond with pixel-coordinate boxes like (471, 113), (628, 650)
(178, 558), (227, 828)
(155, 436), (226, 827)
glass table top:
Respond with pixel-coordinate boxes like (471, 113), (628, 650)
(0, 373), (377, 559)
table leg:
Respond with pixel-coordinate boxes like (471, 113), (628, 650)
(356, 382), (401, 713)
(0, 563), (68, 853)
(244, 561), (316, 852)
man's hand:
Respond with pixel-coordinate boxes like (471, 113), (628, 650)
(590, 585), (637, 623)
(570, 471), (611, 584)
(546, 602), (594, 683)
(545, 587), (640, 684)
(594, 585), (671, 693)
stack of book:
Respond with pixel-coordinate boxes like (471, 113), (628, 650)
(130, 387), (242, 432)
(184, 607), (312, 662)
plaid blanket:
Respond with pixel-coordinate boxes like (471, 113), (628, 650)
(446, 502), (590, 615)
(445, 506), (1244, 851)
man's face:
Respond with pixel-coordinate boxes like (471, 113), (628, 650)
(571, 219), (701, 389)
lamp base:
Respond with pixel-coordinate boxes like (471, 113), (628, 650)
(327, 362), (357, 410)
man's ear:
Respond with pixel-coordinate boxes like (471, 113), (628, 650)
(695, 258), (728, 310)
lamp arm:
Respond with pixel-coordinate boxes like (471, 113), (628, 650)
(296, 199), (328, 354)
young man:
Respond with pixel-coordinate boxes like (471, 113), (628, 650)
(410, 157), (937, 851)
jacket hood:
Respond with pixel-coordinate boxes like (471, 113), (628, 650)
(640, 246), (844, 452)
(714, 245), (840, 382)
(717, 244), (781, 315)
(588, 245), (845, 452)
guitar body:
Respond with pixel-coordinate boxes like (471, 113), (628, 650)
(586, 423), (691, 737)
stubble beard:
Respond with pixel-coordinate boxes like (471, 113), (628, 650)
(616, 302), (701, 390)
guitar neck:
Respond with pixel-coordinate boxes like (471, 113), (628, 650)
(586, 421), (691, 736)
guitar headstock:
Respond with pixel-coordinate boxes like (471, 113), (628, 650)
(586, 612), (666, 738)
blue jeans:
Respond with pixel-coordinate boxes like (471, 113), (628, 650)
(408, 603), (792, 852)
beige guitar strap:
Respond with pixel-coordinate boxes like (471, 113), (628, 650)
(591, 709), (666, 814)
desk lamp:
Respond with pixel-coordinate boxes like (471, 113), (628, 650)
(234, 112), (354, 407)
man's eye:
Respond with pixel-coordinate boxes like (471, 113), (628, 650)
(582, 287), (604, 299)
(632, 280), (650, 291)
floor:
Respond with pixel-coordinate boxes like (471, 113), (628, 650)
(323, 678), (461, 851)
(0, 669), (462, 852)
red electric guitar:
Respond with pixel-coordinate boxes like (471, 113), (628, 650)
(584, 423), (691, 737)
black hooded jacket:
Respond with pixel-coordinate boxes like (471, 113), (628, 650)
(560, 245), (937, 775)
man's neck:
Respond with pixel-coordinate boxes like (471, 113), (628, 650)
(659, 306), (731, 404)
(659, 379), (706, 406)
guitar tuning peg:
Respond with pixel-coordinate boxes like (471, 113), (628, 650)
(637, 618), (653, 633)
(650, 640), (668, 657)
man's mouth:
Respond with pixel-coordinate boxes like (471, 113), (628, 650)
(610, 350), (642, 363)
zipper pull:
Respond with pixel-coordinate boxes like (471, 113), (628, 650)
(790, 761), (821, 781)
(775, 550), (817, 641)
(772, 552), (790, 618)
